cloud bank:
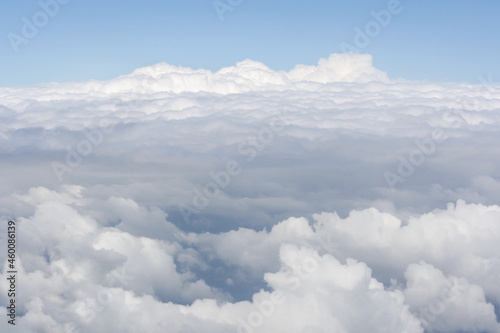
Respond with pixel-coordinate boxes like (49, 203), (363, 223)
(1, 53), (500, 332)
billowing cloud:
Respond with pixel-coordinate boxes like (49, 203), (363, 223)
(2, 188), (500, 332)
(1, 53), (499, 332)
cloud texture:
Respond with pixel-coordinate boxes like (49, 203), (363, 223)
(1, 53), (500, 332)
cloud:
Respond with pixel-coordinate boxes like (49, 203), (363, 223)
(286, 53), (389, 83)
(1, 187), (500, 332)
(404, 261), (500, 332)
(0, 53), (388, 99)
(1, 53), (500, 332)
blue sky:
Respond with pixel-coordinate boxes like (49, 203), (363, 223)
(1, 0), (499, 86)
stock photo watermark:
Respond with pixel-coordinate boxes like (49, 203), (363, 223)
(7, 0), (72, 53)
(5, 220), (17, 326)
(340, 0), (407, 53)
(373, 275), (469, 331)
(384, 129), (448, 188)
(384, 74), (498, 188)
(75, 267), (136, 326)
(237, 235), (339, 333)
(416, 278), (468, 328)
(177, 109), (288, 224)
(51, 119), (114, 182)
(213, 0), (243, 21)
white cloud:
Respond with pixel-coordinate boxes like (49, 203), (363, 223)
(404, 261), (500, 332)
(286, 53), (389, 83)
(1, 53), (500, 332)
(1, 187), (499, 332)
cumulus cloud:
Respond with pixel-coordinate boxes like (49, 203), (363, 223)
(1, 53), (500, 332)
(286, 53), (389, 83)
(404, 261), (500, 332)
(2, 188), (500, 332)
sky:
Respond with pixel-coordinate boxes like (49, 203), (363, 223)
(1, 2), (500, 333)
(1, 0), (500, 86)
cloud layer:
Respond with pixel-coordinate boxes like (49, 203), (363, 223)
(1, 53), (500, 332)
(1, 193), (500, 333)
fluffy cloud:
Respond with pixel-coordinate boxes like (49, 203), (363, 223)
(1, 53), (500, 332)
(286, 53), (389, 83)
(404, 262), (500, 332)
(1, 188), (500, 332)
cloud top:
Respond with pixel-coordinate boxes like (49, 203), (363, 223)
(0, 53), (389, 97)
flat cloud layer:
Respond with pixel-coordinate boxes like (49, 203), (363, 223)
(0, 53), (500, 332)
